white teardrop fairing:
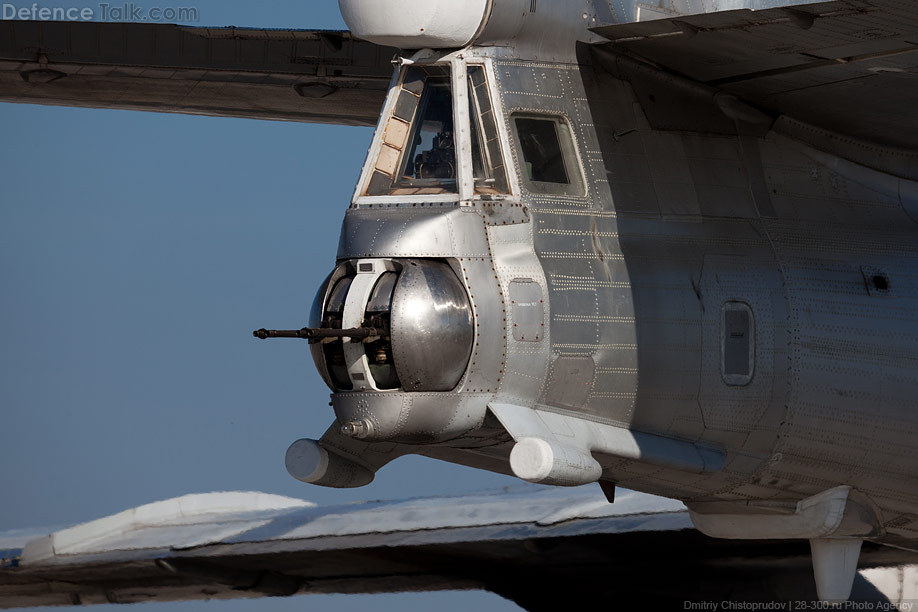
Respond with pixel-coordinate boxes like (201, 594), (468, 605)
(339, 0), (490, 49)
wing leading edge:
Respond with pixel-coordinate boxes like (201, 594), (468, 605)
(0, 21), (397, 126)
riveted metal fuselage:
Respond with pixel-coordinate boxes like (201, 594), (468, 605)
(322, 50), (918, 540)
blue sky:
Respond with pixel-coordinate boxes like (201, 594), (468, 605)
(0, 1), (526, 609)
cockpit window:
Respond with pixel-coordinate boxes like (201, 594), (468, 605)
(365, 66), (457, 196)
(402, 81), (455, 185)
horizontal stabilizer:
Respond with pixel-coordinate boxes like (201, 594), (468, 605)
(2, 486), (916, 608)
(0, 21), (397, 126)
(592, 0), (918, 152)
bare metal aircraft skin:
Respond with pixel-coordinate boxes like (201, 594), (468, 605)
(1, 0), (917, 605)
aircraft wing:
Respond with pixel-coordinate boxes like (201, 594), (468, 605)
(0, 21), (396, 126)
(2, 487), (916, 610)
(591, 0), (918, 157)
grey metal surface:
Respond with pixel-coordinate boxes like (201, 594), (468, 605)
(0, 486), (679, 606)
(488, 42), (918, 546)
(330, 390), (493, 444)
(509, 279), (544, 342)
(390, 260), (474, 392)
(591, 0), (830, 23)
(486, 219), (552, 409)
(1, 487), (915, 609)
(337, 207), (491, 259)
(0, 21), (395, 126)
(592, 0), (918, 152)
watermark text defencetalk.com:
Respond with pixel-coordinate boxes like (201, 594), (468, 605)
(2, 3), (199, 22)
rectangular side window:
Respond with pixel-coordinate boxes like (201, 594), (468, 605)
(722, 301), (754, 386)
(468, 65), (509, 195)
(511, 114), (583, 196)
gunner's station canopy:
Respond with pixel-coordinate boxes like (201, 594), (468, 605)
(363, 64), (510, 198)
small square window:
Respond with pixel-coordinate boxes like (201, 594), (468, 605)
(511, 114), (584, 196)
